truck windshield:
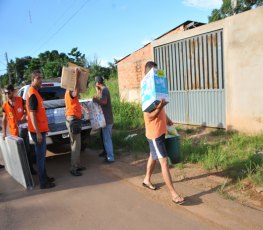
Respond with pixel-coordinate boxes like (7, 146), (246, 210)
(39, 86), (66, 101)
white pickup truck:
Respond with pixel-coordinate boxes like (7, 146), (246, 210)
(17, 82), (91, 150)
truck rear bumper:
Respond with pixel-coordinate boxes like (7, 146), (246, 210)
(29, 126), (91, 145)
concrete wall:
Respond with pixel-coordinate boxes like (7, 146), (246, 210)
(152, 7), (263, 134)
(224, 7), (263, 134)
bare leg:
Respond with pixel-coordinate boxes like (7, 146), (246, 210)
(159, 157), (184, 202)
(143, 154), (156, 187)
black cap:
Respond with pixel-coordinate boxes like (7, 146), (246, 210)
(95, 76), (104, 84)
(4, 84), (14, 93)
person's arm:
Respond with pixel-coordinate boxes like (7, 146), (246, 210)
(28, 94), (42, 143)
(95, 86), (101, 95)
(145, 99), (168, 121)
(166, 114), (173, 126)
(93, 88), (107, 106)
(30, 111), (42, 143)
(2, 112), (7, 139)
(71, 68), (80, 98)
(20, 101), (27, 122)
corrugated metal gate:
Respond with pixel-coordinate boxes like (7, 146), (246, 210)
(154, 29), (225, 128)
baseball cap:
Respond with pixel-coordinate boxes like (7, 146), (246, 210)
(95, 76), (104, 84)
(4, 84), (14, 93)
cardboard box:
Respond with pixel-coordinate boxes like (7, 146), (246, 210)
(61, 63), (89, 93)
(141, 68), (169, 112)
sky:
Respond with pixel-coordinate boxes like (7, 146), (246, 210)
(0, 0), (222, 73)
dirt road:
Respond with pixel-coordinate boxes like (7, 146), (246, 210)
(0, 146), (262, 230)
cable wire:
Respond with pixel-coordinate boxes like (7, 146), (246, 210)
(31, 0), (91, 56)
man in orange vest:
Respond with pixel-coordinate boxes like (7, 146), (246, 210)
(65, 68), (86, 176)
(2, 84), (36, 174)
(26, 70), (55, 189)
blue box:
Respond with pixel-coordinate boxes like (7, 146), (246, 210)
(141, 68), (169, 112)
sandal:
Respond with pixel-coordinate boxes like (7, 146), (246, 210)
(172, 195), (185, 205)
(142, 182), (157, 190)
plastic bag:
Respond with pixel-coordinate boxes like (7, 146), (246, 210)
(82, 101), (106, 130)
(167, 125), (179, 136)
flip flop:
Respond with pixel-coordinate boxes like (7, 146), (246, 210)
(172, 196), (185, 205)
(142, 182), (157, 190)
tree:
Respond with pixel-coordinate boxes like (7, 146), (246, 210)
(108, 59), (118, 79)
(39, 50), (70, 79)
(15, 57), (32, 84)
(0, 48), (117, 86)
(7, 60), (16, 85)
(68, 47), (87, 67)
(87, 56), (111, 82)
(24, 58), (41, 81)
(0, 73), (9, 88)
(208, 0), (263, 22)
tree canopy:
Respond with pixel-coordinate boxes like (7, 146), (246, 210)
(0, 48), (117, 88)
(208, 0), (263, 22)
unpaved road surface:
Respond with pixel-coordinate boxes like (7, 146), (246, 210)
(0, 146), (262, 230)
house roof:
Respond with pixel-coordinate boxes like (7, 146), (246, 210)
(116, 20), (205, 64)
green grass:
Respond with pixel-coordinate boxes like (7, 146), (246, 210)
(180, 132), (263, 186)
(86, 129), (148, 155)
(81, 78), (144, 130)
(112, 100), (144, 130)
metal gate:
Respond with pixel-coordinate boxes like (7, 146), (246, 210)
(154, 29), (225, 128)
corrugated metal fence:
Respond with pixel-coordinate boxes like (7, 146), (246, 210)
(154, 29), (225, 128)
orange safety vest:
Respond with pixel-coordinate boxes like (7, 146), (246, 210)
(2, 96), (24, 136)
(26, 86), (49, 133)
(65, 90), (82, 119)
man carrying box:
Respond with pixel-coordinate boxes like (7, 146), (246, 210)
(142, 61), (184, 205)
(65, 68), (86, 176)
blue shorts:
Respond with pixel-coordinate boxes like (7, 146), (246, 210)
(147, 134), (167, 160)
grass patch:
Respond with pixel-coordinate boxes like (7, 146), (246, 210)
(175, 162), (185, 169)
(180, 138), (211, 163)
(181, 132), (263, 185)
(112, 100), (144, 130)
(112, 129), (148, 153)
(82, 78), (144, 130)
(87, 129), (148, 155)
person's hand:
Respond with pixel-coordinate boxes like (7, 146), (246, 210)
(75, 67), (80, 78)
(95, 86), (101, 95)
(167, 119), (174, 126)
(75, 67), (80, 85)
(155, 99), (167, 110)
(92, 97), (98, 103)
(36, 132), (42, 144)
(21, 114), (27, 122)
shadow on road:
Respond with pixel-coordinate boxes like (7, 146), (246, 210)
(0, 144), (231, 209)
(0, 146), (148, 203)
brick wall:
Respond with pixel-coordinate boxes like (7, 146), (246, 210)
(117, 25), (185, 102)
